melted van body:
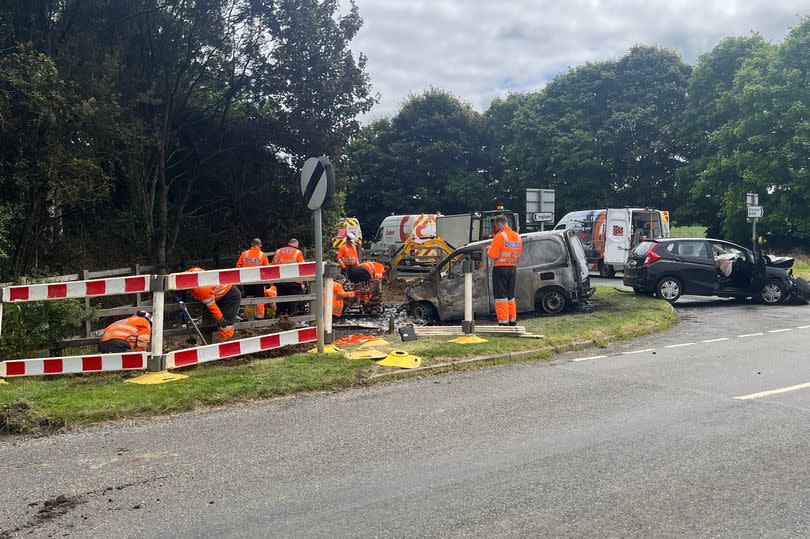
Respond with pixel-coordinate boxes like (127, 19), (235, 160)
(405, 230), (593, 322)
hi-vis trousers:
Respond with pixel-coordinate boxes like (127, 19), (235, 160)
(492, 266), (517, 324)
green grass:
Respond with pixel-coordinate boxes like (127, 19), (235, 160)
(0, 287), (677, 432)
(670, 225), (707, 238)
(793, 255), (810, 280)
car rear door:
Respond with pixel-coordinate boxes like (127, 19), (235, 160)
(604, 209), (631, 265)
(664, 240), (716, 294)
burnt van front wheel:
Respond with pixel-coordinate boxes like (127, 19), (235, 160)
(411, 301), (437, 323)
(536, 289), (568, 315)
(598, 262), (616, 279)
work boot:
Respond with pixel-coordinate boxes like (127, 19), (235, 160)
(498, 323), (509, 327)
(509, 321), (517, 326)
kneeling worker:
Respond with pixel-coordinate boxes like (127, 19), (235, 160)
(487, 215), (523, 326)
(186, 267), (242, 341)
(99, 310), (152, 353)
(330, 275), (356, 318)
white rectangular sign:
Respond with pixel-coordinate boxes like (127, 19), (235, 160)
(747, 205), (764, 219)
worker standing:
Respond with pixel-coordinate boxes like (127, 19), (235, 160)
(487, 215), (523, 326)
(186, 267), (242, 341)
(98, 310), (152, 353)
(236, 238), (270, 319)
(271, 238), (305, 316)
(329, 275), (356, 318)
(337, 233), (361, 270)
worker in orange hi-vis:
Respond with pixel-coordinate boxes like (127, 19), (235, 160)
(487, 215), (523, 326)
(271, 238), (305, 315)
(337, 233), (361, 269)
(328, 275), (356, 318)
(98, 310), (152, 353)
(236, 238), (270, 319)
(186, 267), (242, 341)
(263, 284), (278, 318)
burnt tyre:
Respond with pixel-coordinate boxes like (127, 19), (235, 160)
(411, 301), (437, 323)
(598, 262), (616, 279)
(758, 280), (787, 305)
(656, 277), (682, 303)
(536, 288), (568, 315)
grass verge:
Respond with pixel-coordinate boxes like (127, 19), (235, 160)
(0, 287), (677, 433)
(670, 225), (707, 238)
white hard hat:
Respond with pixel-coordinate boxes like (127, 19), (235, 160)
(347, 232), (356, 241)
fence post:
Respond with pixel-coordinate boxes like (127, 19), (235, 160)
(134, 263), (142, 308)
(81, 269), (92, 338)
(324, 266), (335, 344)
(0, 299), (4, 342)
(148, 275), (167, 372)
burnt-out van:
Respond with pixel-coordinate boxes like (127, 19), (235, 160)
(405, 230), (594, 322)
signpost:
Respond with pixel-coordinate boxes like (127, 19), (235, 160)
(526, 189), (555, 230)
(746, 193), (762, 242)
(301, 156), (335, 354)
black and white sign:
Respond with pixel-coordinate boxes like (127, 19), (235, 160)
(747, 205), (764, 219)
(532, 212), (555, 223)
(300, 156), (335, 211)
(526, 188), (555, 227)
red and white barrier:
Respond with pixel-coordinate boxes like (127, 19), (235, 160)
(2, 276), (150, 303)
(1, 352), (147, 378)
(167, 263), (317, 291)
(167, 327), (317, 369)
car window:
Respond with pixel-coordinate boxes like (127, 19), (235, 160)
(373, 227), (383, 243)
(528, 239), (565, 266)
(665, 241), (708, 258)
(633, 241), (656, 257)
(711, 242), (745, 259)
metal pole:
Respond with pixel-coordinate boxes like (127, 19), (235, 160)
(148, 276), (166, 372)
(313, 208), (325, 353)
(753, 218), (757, 242)
(0, 300), (4, 343)
(462, 260), (474, 334)
(324, 267), (334, 345)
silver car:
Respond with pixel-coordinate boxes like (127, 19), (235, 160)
(406, 230), (594, 322)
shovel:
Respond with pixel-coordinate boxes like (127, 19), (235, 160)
(177, 298), (208, 346)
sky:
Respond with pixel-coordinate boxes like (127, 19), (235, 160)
(344, 0), (808, 121)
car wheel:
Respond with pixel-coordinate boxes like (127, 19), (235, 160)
(758, 280), (787, 305)
(598, 262), (616, 279)
(656, 277), (682, 303)
(411, 301), (437, 322)
(537, 289), (568, 315)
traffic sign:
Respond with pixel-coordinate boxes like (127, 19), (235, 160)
(747, 205), (764, 219)
(300, 156), (335, 211)
(532, 212), (554, 223)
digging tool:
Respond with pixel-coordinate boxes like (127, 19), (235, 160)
(177, 297), (208, 346)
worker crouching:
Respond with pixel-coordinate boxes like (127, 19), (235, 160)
(330, 275), (356, 318)
(186, 267), (242, 341)
(99, 310), (153, 353)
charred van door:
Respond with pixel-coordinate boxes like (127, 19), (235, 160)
(435, 245), (491, 320)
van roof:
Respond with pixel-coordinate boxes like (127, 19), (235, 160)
(466, 229), (565, 248)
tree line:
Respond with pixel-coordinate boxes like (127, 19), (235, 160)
(347, 18), (810, 250)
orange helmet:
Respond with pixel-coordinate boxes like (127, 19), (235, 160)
(186, 267), (204, 273)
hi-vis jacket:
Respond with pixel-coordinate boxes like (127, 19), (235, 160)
(359, 261), (385, 280)
(100, 315), (151, 351)
(330, 282), (356, 317)
(336, 243), (360, 268)
(236, 246), (269, 268)
(272, 246), (304, 264)
(186, 267), (233, 320)
(487, 227), (523, 267)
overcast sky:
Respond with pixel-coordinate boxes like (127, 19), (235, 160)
(345, 0), (807, 121)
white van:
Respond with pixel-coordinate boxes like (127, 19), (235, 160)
(367, 214), (437, 261)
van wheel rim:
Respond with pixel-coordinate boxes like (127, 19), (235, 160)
(543, 292), (565, 313)
(660, 281), (679, 300)
(762, 283), (782, 303)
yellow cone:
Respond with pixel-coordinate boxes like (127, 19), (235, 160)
(376, 351), (422, 369)
(0, 379), (8, 385)
(308, 344), (344, 354)
(448, 335), (489, 344)
(347, 349), (388, 360)
(359, 339), (390, 349)
(126, 371), (189, 385)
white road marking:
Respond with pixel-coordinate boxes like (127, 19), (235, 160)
(665, 343), (696, 349)
(796, 325), (810, 329)
(738, 333), (763, 338)
(702, 338), (730, 343)
(734, 382), (810, 400)
(622, 349), (655, 355)
(573, 355), (607, 362)
(768, 328), (793, 333)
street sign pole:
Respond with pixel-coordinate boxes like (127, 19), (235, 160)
(313, 208), (325, 353)
(301, 156), (335, 355)
(746, 193), (761, 242)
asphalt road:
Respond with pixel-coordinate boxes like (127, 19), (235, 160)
(2, 286), (810, 538)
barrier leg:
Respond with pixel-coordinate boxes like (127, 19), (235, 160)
(324, 267), (335, 344)
(450, 260), (487, 345)
(0, 301), (6, 384)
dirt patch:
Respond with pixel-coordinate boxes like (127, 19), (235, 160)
(0, 400), (65, 436)
(0, 494), (85, 538)
(384, 278), (410, 305)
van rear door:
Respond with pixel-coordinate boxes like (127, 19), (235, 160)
(604, 209), (631, 265)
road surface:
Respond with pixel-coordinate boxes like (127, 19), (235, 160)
(2, 289), (810, 538)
